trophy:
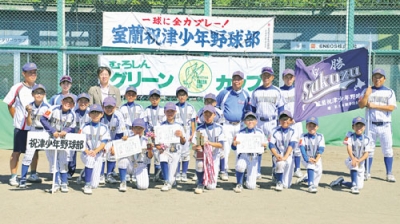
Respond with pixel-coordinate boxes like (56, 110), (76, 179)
(196, 131), (205, 160)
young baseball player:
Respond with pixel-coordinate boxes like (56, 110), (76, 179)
(269, 110), (297, 191)
(232, 112), (267, 193)
(298, 117), (325, 193)
(40, 94), (77, 193)
(143, 89), (165, 181)
(158, 102), (186, 192)
(280, 68), (304, 178)
(19, 84), (50, 188)
(175, 86), (196, 182)
(330, 117), (372, 194)
(192, 105), (225, 194)
(118, 118), (154, 192)
(49, 75), (76, 106)
(80, 104), (110, 195)
(251, 67), (285, 180)
(358, 68), (396, 182)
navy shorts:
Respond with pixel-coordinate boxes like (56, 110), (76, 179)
(13, 128), (28, 153)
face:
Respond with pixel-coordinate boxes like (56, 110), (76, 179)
(125, 91), (137, 102)
(32, 88), (45, 103)
(150, 94), (160, 106)
(165, 109), (176, 121)
(372, 74), (385, 88)
(132, 126), (144, 136)
(61, 97), (75, 111)
(22, 70), (38, 85)
(283, 74), (295, 86)
(203, 111), (215, 124)
(78, 98), (89, 110)
(231, 75), (244, 90)
(279, 117), (292, 128)
(89, 111), (103, 123)
(244, 117), (257, 129)
(98, 69), (111, 86)
(177, 91), (188, 104)
(353, 123), (365, 135)
(260, 73), (274, 87)
(103, 105), (116, 116)
(60, 81), (72, 92)
(306, 123), (318, 135)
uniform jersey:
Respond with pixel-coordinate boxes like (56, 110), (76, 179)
(41, 105), (76, 134)
(74, 108), (91, 133)
(299, 133), (325, 162)
(347, 133), (372, 159)
(251, 85), (285, 121)
(81, 122), (110, 150)
(49, 93), (77, 106)
(143, 105), (165, 132)
(28, 101), (51, 131)
(120, 102), (144, 128)
(280, 85), (295, 115)
(101, 110), (126, 140)
(216, 86), (251, 122)
(175, 102), (196, 133)
(361, 86), (397, 122)
(269, 126), (297, 155)
(3, 82), (35, 130)
(193, 123), (226, 150)
(196, 107), (223, 125)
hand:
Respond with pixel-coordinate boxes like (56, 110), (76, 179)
(111, 146), (115, 155)
(275, 154), (283, 161)
(25, 105), (32, 114)
(175, 130), (182, 137)
(87, 150), (96, 157)
(233, 140), (240, 146)
(351, 158), (359, 167)
(309, 158), (317, 164)
(189, 135), (194, 142)
(122, 136), (128, 141)
(59, 131), (67, 138)
(193, 145), (202, 151)
(53, 132), (60, 138)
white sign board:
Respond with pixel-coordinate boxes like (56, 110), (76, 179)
(113, 135), (142, 159)
(235, 133), (265, 154)
(154, 125), (180, 144)
(26, 131), (86, 151)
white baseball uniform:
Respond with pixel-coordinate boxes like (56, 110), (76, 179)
(175, 102), (197, 162)
(143, 105), (165, 170)
(299, 133), (325, 187)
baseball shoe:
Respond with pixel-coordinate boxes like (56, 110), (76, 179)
(220, 172), (229, 181)
(19, 179), (27, 188)
(330, 176), (344, 187)
(256, 173), (262, 180)
(351, 186), (360, 194)
(119, 182), (127, 192)
(161, 183), (172, 192)
(106, 175), (117, 184)
(364, 173), (371, 181)
(125, 174), (131, 182)
(181, 173), (188, 182)
(131, 175), (137, 182)
(27, 173), (42, 183)
(387, 174), (396, 182)
(192, 175), (198, 181)
(275, 181), (283, 191)
(99, 175), (106, 185)
(233, 184), (243, 193)
(60, 184), (69, 193)
(52, 184), (61, 193)
(293, 169), (303, 178)
(194, 185), (204, 194)
(83, 184), (92, 195)
(308, 185), (317, 193)
(111, 171), (119, 178)
(67, 173), (72, 180)
(9, 177), (19, 187)
(296, 174), (308, 185)
(175, 173), (181, 182)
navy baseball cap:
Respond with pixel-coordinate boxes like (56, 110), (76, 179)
(77, 93), (90, 101)
(103, 96), (116, 107)
(279, 110), (292, 119)
(203, 105), (216, 114)
(372, 68), (385, 77)
(204, 93), (216, 101)
(125, 86), (137, 94)
(306, 117), (319, 125)
(282, 68), (294, 78)
(62, 93), (76, 104)
(89, 104), (103, 113)
(32, 84), (46, 92)
(352, 116), (366, 125)
(244, 111), (257, 120)
(22, 62), (37, 72)
(176, 86), (188, 95)
(261, 66), (274, 75)
(232, 71), (244, 79)
(132, 118), (146, 129)
(164, 102), (177, 111)
(149, 89), (161, 96)
(60, 75), (72, 84)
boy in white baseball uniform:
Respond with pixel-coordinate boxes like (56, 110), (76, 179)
(358, 68), (396, 182)
(192, 105), (225, 194)
(40, 94), (77, 193)
(49, 75), (76, 106)
(80, 104), (110, 194)
(298, 117), (325, 193)
(269, 110), (297, 191)
(232, 112), (267, 193)
(330, 117), (372, 194)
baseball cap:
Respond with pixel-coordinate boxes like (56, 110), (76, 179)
(204, 93), (216, 101)
(22, 62), (37, 72)
(244, 111), (257, 120)
(176, 86), (188, 95)
(32, 84), (46, 92)
(60, 75), (72, 84)
(372, 68), (385, 77)
(261, 66), (274, 75)
(306, 117), (319, 125)
(103, 96), (116, 107)
(62, 93), (76, 104)
(149, 89), (161, 96)
(232, 71), (244, 79)
(164, 102), (177, 111)
(279, 110), (292, 119)
(132, 118), (146, 129)
(352, 116), (366, 125)
(203, 105), (216, 114)
(125, 86), (137, 94)
(282, 68), (294, 78)
(77, 93), (90, 101)
(89, 104), (103, 113)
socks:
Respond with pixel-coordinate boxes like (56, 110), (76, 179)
(257, 154), (262, 174)
(236, 171), (244, 185)
(182, 161), (189, 174)
(21, 164), (29, 179)
(350, 170), (357, 186)
(119, 168), (127, 182)
(60, 173), (68, 184)
(294, 156), (301, 170)
(384, 157), (393, 175)
(84, 167), (93, 184)
(307, 169), (314, 186)
(161, 162), (169, 182)
(101, 162), (105, 176)
(220, 158), (225, 173)
(196, 171), (204, 186)
(106, 161), (116, 176)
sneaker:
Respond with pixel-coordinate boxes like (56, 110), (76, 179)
(67, 173), (72, 180)
(294, 169), (303, 178)
(194, 185), (204, 194)
(308, 185), (317, 193)
(233, 184), (243, 193)
(181, 173), (188, 182)
(9, 177), (18, 187)
(330, 176), (344, 187)
(99, 175), (105, 185)
(387, 174), (396, 182)
(52, 184), (60, 193)
(296, 174), (308, 185)
(83, 184), (92, 194)
(19, 179), (27, 188)
(351, 186), (360, 194)
(161, 183), (172, 192)
(176, 173), (181, 182)
(106, 175), (117, 184)
(119, 182), (127, 192)
(60, 184), (69, 193)
(192, 175), (198, 181)
(131, 175), (137, 182)
(256, 173), (262, 180)
(275, 181), (283, 191)
(364, 173), (371, 181)
(126, 174), (131, 182)
(27, 173), (42, 183)
(111, 171), (119, 178)
(220, 172), (229, 181)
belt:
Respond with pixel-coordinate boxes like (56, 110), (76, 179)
(34, 127), (44, 130)
(259, 116), (276, 122)
(372, 122), (389, 126)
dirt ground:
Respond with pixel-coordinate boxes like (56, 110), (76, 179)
(0, 146), (399, 224)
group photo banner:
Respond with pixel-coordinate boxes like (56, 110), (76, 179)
(103, 12), (274, 52)
(99, 55), (272, 96)
(293, 48), (369, 122)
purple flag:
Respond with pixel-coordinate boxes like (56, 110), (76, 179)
(294, 48), (368, 122)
